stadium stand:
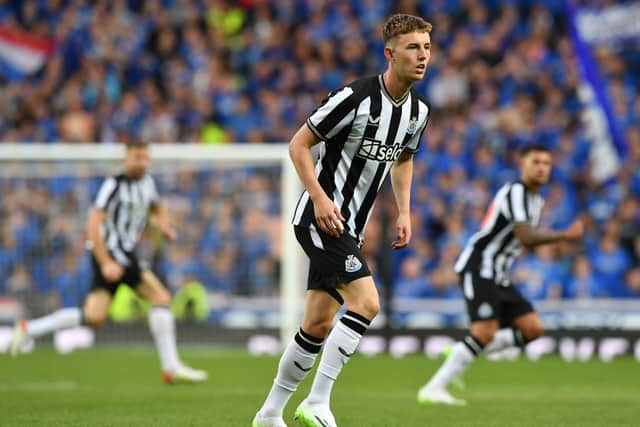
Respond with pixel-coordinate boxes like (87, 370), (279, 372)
(0, 0), (638, 323)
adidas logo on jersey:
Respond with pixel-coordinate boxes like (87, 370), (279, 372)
(345, 255), (362, 273)
(357, 139), (404, 162)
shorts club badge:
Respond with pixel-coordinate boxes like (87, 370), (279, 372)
(345, 255), (362, 273)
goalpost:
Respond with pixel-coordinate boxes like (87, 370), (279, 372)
(0, 143), (304, 346)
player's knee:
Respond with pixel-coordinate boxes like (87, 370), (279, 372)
(363, 299), (380, 319)
(148, 289), (171, 306)
(471, 326), (496, 346)
(522, 322), (544, 341)
(348, 298), (379, 320)
(304, 318), (334, 338)
(475, 330), (495, 346)
(84, 311), (109, 327)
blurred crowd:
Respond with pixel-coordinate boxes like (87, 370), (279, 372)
(0, 164), (283, 311)
(0, 0), (639, 310)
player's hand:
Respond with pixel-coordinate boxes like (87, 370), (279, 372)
(392, 214), (412, 249)
(101, 259), (124, 283)
(313, 194), (345, 238)
(159, 223), (177, 242)
(563, 218), (584, 241)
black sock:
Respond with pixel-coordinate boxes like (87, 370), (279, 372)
(462, 335), (486, 357)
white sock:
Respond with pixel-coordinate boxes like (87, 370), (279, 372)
(426, 336), (482, 390)
(484, 328), (522, 354)
(259, 329), (323, 418)
(148, 305), (181, 371)
(26, 307), (83, 338)
(307, 311), (370, 405)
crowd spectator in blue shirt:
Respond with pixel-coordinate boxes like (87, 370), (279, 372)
(565, 254), (603, 299)
(589, 221), (633, 298)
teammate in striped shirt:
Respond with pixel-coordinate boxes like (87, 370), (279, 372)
(254, 14), (432, 427)
(417, 143), (584, 405)
(9, 142), (207, 383)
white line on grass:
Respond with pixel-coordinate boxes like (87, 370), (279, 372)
(0, 381), (80, 391)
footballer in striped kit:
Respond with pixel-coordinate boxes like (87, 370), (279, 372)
(417, 143), (584, 406)
(254, 13), (433, 427)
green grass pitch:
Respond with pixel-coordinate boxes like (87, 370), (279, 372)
(1, 346), (638, 426)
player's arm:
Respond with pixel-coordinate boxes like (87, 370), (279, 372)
(149, 201), (177, 241)
(86, 207), (124, 282)
(513, 219), (584, 248)
(289, 124), (345, 237)
(390, 151), (414, 249)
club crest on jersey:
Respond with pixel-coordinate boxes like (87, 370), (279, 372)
(477, 302), (494, 319)
(357, 139), (404, 162)
(407, 117), (418, 135)
(345, 255), (362, 273)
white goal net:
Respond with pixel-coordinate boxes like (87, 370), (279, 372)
(0, 143), (304, 345)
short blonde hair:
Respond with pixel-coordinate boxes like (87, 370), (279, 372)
(382, 14), (432, 44)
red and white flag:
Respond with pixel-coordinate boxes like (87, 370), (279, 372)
(0, 27), (55, 80)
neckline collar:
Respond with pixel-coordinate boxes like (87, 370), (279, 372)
(378, 74), (410, 107)
(517, 179), (541, 194)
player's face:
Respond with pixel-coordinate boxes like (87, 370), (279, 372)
(389, 31), (431, 83)
(521, 150), (552, 186)
(124, 147), (149, 179)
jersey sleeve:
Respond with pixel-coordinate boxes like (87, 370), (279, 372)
(507, 182), (529, 223)
(403, 99), (430, 154)
(306, 86), (356, 141)
(404, 116), (429, 154)
(146, 175), (160, 206)
(93, 177), (118, 210)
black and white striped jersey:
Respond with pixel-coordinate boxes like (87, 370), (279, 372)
(454, 181), (544, 286)
(292, 75), (430, 243)
(90, 173), (159, 266)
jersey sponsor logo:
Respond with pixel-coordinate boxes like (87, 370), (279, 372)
(357, 139), (404, 162)
(345, 254), (362, 273)
(478, 302), (494, 319)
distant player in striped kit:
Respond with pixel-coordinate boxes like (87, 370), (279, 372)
(417, 143), (583, 405)
(253, 14), (432, 427)
(9, 142), (207, 384)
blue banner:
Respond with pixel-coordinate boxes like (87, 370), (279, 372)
(565, 1), (628, 182)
